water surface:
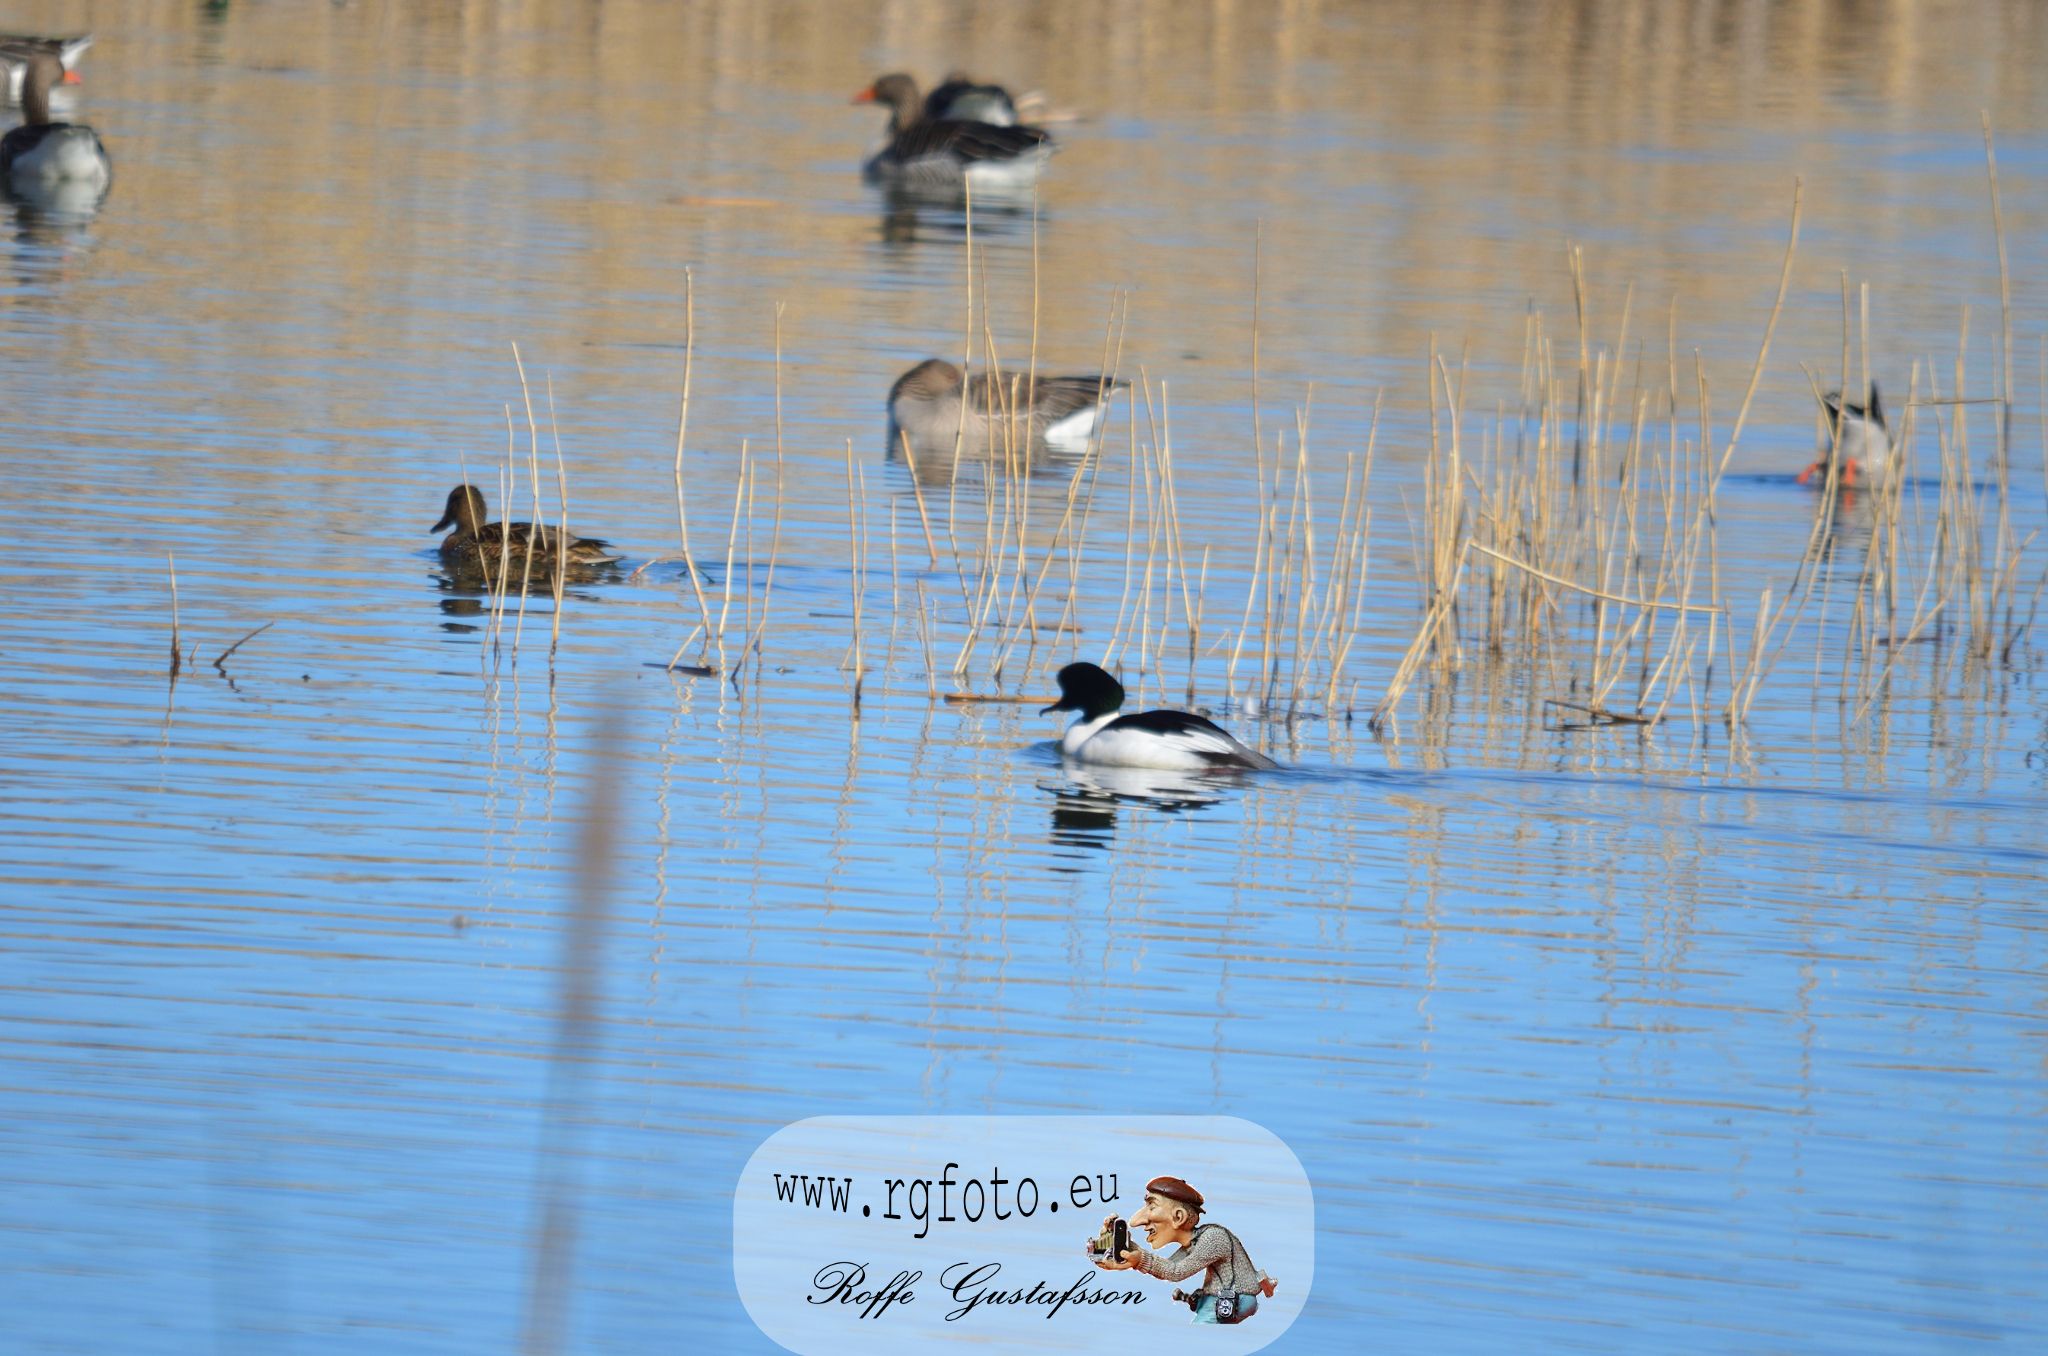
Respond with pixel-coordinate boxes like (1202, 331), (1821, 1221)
(2, 1), (2046, 1352)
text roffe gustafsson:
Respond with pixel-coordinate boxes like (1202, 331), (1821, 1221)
(808, 1261), (1144, 1322)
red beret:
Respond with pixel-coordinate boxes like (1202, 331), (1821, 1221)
(1145, 1176), (1204, 1210)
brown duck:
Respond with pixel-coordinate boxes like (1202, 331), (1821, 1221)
(432, 485), (618, 578)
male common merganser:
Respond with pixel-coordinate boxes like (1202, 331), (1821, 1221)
(1, 33), (90, 106)
(1, 53), (109, 192)
(1797, 383), (1893, 489)
(923, 74), (1018, 126)
(889, 358), (1122, 453)
(433, 485), (618, 579)
(852, 73), (1053, 192)
(1043, 663), (1281, 771)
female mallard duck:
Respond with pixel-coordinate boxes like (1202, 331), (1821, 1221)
(1, 33), (90, 106)
(432, 485), (618, 577)
(2, 52), (110, 191)
(852, 72), (1053, 191)
(889, 358), (1121, 453)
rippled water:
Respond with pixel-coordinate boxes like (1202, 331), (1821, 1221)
(3, 1), (2046, 1352)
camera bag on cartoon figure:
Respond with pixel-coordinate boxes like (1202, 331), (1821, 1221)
(1182, 1223), (1267, 1324)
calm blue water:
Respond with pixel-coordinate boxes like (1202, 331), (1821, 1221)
(2, 2), (2045, 1352)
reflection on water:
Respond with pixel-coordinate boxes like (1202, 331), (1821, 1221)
(1, 0), (2046, 1352)
(1042, 762), (1235, 855)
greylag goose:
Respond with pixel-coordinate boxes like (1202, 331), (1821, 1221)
(889, 358), (1121, 452)
(1797, 383), (1894, 489)
(2, 53), (110, 192)
(852, 72), (1052, 191)
(923, 74), (1018, 126)
(1044, 663), (1281, 770)
(1, 33), (89, 106)
(432, 485), (618, 579)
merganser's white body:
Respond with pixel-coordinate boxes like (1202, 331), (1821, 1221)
(1044, 663), (1279, 771)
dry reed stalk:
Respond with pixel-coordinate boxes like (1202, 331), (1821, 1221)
(735, 307), (791, 673)
(1311, 446), (1365, 666)
(884, 501), (901, 675)
(897, 429), (939, 564)
(1261, 431), (1292, 697)
(991, 422), (1106, 679)
(938, 183), (980, 574)
(1226, 227), (1272, 699)
(915, 580), (938, 698)
(1426, 355), (1467, 674)
(1133, 423), (1163, 685)
(1052, 296), (1131, 658)
(715, 440), (749, 651)
(1285, 402), (1318, 709)
(1465, 541), (1721, 615)
(1369, 540), (1472, 730)
(855, 461), (870, 692)
(491, 439), (514, 664)
(1251, 222), (1265, 494)
(1225, 431), (1272, 693)
(512, 346), (545, 662)
(1569, 243), (1590, 488)
(1713, 181), (1803, 488)
(1720, 350), (1868, 723)
(996, 386), (1042, 675)
(545, 378), (571, 648)
(1024, 182), (1042, 448)
(741, 452), (757, 681)
(166, 551), (183, 679)
(1103, 400), (1143, 668)
(952, 383), (1020, 681)
(1158, 384), (1197, 659)
(669, 271), (713, 640)
(1983, 114), (2014, 441)
(212, 622), (273, 677)
(839, 440), (864, 692)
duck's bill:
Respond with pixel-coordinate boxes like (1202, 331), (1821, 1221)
(432, 514), (455, 532)
(1039, 700), (1065, 715)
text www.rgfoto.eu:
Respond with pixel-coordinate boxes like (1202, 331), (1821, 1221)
(772, 1165), (1120, 1239)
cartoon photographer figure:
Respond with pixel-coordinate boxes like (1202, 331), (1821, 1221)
(1090, 1176), (1277, 1324)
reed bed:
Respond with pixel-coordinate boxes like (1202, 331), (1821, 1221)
(495, 141), (2041, 750)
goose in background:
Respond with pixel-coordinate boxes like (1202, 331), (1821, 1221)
(2, 53), (110, 197)
(923, 73), (1019, 126)
(1, 33), (90, 106)
(889, 358), (1123, 456)
(852, 72), (1053, 192)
